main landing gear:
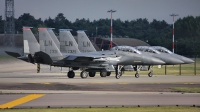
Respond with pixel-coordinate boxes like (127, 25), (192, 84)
(66, 67), (112, 79)
(67, 70), (111, 79)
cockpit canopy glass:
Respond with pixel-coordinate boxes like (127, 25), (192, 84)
(112, 46), (141, 54)
(151, 46), (173, 54)
(134, 46), (160, 54)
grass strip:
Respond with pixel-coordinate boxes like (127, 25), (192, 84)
(171, 87), (200, 93)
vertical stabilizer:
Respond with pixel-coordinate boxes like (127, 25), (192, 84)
(38, 28), (62, 57)
(77, 30), (96, 52)
(59, 29), (80, 54)
(23, 27), (40, 55)
(47, 28), (60, 50)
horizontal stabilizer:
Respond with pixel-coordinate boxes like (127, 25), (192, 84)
(5, 51), (32, 64)
(5, 51), (21, 58)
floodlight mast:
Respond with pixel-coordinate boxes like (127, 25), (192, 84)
(170, 13), (178, 53)
(107, 9), (116, 49)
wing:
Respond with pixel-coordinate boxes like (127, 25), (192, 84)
(64, 52), (115, 62)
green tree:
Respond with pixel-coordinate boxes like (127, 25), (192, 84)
(15, 13), (44, 34)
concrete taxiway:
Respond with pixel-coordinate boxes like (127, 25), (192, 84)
(0, 91), (200, 108)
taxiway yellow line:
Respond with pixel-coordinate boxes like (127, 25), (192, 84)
(0, 94), (45, 109)
(118, 82), (129, 84)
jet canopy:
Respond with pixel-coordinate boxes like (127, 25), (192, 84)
(112, 46), (142, 54)
(151, 46), (173, 54)
(134, 46), (160, 54)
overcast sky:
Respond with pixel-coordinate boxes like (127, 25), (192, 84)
(0, 0), (200, 24)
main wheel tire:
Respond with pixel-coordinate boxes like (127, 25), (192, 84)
(100, 71), (107, 77)
(89, 72), (96, 77)
(148, 72), (153, 77)
(135, 73), (139, 78)
(107, 72), (111, 76)
(68, 71), (75, 78)
(80, 71), (88, 79)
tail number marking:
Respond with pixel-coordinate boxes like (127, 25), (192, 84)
(50, 50), (58, 53)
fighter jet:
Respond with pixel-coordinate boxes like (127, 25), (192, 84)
(111, 46), (158, 78)
(76, 30), (113, 77)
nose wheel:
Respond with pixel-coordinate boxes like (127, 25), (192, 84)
(115, 65), (123, 79)
(148, 72), (153, 77)
(135, 73), (139, 78)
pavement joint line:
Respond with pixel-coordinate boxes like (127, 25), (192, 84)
(0, 94), (45, 109)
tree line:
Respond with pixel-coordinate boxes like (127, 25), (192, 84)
(0, 13), (200, 56)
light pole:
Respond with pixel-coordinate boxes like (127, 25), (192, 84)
(108, 9), (116, 49)
(176, 40), (178, 53)
(170, 13), (178, 53)
(96, 27), (98, 37)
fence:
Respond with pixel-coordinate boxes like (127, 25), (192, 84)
(152, 56), (200, 76)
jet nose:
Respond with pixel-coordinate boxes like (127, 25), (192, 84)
(169, 58), (184, 65)
(151, 58), (165, 65)
(182, 57), (194, 64)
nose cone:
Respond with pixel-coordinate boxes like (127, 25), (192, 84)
(173, 54), (194, 64)
(167, 58), (184, 65)
(150, 58), (166, 65)
(181, 57), (194, 64)
(155, 54), (184, 65)
(142, 55), (165, 65)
